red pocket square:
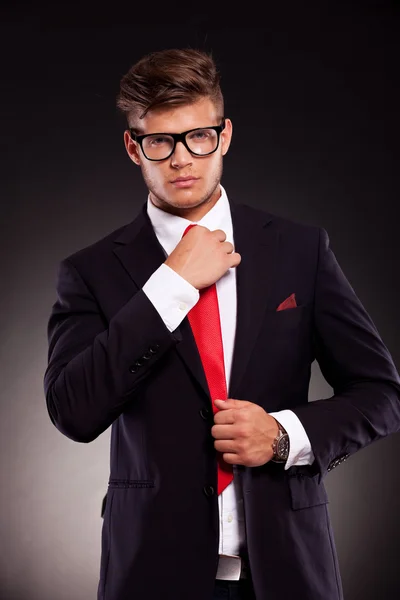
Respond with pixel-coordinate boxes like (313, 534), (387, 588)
(276, 293), (297, 311)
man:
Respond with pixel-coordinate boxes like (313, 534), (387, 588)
(44, 48), (400, 600)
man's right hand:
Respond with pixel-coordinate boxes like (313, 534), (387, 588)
(164, 225), (241, 290)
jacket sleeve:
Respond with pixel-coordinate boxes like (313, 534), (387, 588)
(44, 258), (183, 443)
(291, 227), (400, 483)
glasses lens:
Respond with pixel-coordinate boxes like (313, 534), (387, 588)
(186, 128), (218, 155)
(142, 135), (175, 160)
(141, 128), (219, 160)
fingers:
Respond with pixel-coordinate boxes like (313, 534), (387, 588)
(213, 408), (235, 424)
(221, 241), (235, 253)
(211, 424), (231, 438)
(214, 440), (238, 454)
(220, 453), (240, 465)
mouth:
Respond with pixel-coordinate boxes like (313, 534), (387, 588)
(170, 177), (199, 188)
(171, 176), (199, 182)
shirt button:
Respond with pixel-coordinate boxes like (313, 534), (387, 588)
(227, 514), (233, 523)
(178, 302), (187, 311)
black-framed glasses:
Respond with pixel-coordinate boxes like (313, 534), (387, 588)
(129, 118), (226, 161)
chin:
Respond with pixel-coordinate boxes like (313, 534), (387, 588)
(168, 189), (202, 201)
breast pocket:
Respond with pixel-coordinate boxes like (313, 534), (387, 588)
(270, 303), (311, 321)
(258, 303), (312, 366)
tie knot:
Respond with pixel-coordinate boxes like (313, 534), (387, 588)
(182, 223), (197, 238)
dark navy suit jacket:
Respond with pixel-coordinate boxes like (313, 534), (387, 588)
(44, 197), (400, 600)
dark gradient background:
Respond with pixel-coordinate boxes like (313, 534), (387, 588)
(2, 3), (400, 599)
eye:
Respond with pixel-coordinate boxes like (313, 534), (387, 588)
(188, 129), (211, 141)
(147, 136), (170, 146)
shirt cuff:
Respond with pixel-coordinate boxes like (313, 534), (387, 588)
(269, 409), (315, 470)
(142, 263), (199, 332)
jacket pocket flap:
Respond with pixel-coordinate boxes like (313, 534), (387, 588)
(288, 473), (329, 510)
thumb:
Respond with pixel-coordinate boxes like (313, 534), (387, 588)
(214, 398), (228, 408)
(214, 398), (241, 409)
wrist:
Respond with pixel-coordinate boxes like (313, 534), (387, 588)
(271, 419), (290, 463)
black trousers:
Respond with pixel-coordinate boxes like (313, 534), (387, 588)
(212, 577), (257, 599)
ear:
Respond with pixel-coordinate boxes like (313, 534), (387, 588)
(123, 130), (141, 165)
(221, 118), (233, 156)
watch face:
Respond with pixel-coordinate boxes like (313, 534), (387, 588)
(277, 434), (289, 459)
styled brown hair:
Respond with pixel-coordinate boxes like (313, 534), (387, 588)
(116, 48), (224, 131)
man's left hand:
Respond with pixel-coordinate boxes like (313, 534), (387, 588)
(212, 398), (280, 466)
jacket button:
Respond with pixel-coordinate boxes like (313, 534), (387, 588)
(129, 365), (138, 373)
(199, 408), (211, 420)
(203, 485), (215, 497)
(149, 344), (160, 354)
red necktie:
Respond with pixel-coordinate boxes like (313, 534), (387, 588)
(182, 224), (234, 494)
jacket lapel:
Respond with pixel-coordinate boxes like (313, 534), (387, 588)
(113, 197), (279, 405)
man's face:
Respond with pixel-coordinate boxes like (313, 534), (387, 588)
(123, 96), (233, 221)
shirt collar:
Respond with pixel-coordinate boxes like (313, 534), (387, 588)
(146, 184), (233, 256)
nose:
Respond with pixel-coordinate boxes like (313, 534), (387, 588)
(171, 140), (193, 167)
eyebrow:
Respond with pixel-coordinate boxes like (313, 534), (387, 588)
(129, 126), (145, 136)
(130, 116), (224, 137)
(130, 124), (220, 137)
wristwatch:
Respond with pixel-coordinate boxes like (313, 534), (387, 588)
(271, 421), (290, 463)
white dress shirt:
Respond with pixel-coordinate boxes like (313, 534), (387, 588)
(142, 184), (315, 579)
